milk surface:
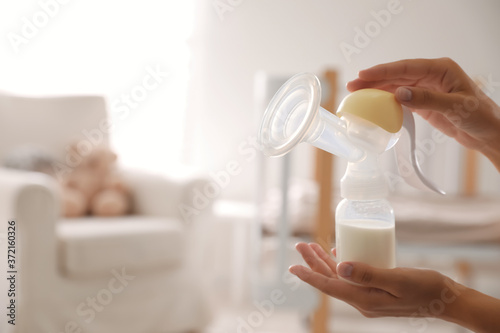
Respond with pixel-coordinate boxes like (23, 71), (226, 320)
(336, 219), (395, 269)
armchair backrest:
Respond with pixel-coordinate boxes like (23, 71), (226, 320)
(0, 91), (109, 163)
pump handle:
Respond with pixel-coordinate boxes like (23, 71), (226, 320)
(394, 106), (445, 195)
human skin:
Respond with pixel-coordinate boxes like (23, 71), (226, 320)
(347, 57), (500, 171)
(289, 242), (500, 332)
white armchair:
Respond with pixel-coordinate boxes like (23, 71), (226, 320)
(0, 92), (212, 333)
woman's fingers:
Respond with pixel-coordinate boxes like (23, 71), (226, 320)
(289, 265), (349, 299)
(289, 264), (397, 310)
(347, 78), (416, 92)
(295, 242), (334, 277)
(357, 58), (454, 82)
(337, 262), (405, 297)
(347, 58), (469, 94)
(394, 86), (466, 114)
(309, 243), (338, 277)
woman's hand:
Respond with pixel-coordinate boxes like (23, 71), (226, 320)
(347, 58), (500, 170)
(289, 243), (465, 319)
(290, 242), (500, 332)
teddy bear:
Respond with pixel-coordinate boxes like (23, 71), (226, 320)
(61, 144), (131, 218)
(3, 143), (131, 217)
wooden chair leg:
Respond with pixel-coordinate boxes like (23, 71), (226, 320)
(312, 149), (333, 333)
(311, 69), (338, 333)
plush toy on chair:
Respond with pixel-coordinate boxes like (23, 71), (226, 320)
(62, 144), (131, 218)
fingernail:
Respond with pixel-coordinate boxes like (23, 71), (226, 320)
(337, 263), (353, 278)
(397, 87), (412, 102)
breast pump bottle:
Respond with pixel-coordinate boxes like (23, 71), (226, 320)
(334, 104), (400, 269)
(258, 73), (443, 271)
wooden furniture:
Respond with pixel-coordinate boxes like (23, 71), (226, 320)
(463, 148), (478, 196)
(311, 69), (338, 333)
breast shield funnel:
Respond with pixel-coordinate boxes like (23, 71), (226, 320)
(259, 73), (364, 162)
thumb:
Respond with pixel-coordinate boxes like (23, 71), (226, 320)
(395, 86), (464, 113)
(337, 262), (399, 293)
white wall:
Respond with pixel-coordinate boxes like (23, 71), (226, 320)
(186, 0), (500, 201)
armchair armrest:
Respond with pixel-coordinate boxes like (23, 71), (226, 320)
(119, 168), (213, 222)
(0, 167), (59, 231)
(0, 168), (59, 320)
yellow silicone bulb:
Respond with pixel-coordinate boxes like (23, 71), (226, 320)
(337, 89), (403, 133)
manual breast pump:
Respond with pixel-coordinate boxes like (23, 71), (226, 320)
(258, 73), (443, 271)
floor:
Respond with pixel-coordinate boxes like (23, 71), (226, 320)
(203, 299), (468, 333)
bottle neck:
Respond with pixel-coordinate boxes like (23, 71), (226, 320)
(340, 152), (388, 200)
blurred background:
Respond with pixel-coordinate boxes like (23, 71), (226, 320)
(0, 0), (500, 332)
